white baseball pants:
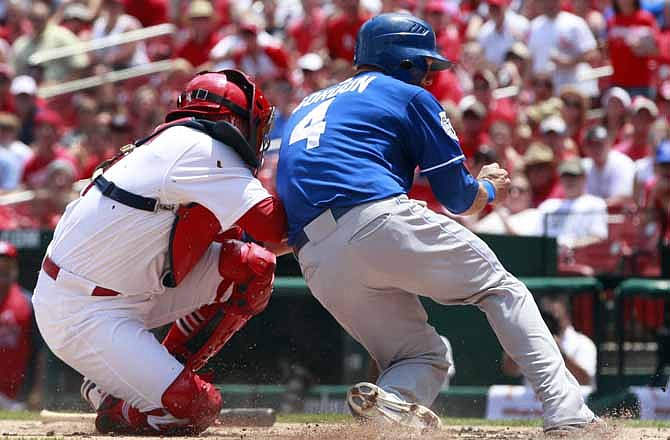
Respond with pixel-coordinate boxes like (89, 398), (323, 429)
(296, 196), (595, 429)
(32, 243), (227, 412)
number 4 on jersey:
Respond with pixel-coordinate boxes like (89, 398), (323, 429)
(289, 98), (335, 150)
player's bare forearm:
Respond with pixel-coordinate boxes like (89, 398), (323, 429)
(461, 163), (511, 217)
(459, 184), (489, 217)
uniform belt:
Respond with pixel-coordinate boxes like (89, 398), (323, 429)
(42, 256), (121, 297)
(293, 206), (354, 254)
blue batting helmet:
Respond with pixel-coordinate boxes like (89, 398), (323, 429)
(354, 13), (452, 85)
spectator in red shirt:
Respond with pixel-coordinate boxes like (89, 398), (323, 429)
(426, 68), (463, 104)
(0, 2), (30, 45)
(539, 115), (580, 163)
(602, 87), (633, 145)
(472, 69), (516, 128)
(615, 96), (658, 160)
(174, 0), (223, 70)
(21, 110), (78, 188)
(607, 0), (659, 98)
(0, 242), (37, 410)
(560, 86), (589, 149)
(122, 0), (169, 27)
(229, 23), (291, 84)
(458, 95), (490, 160)
(325, 0), (371, 61)
(523, 142), (562, 207)
(423, 0), (462, 63)
(287, 0), (326, 55)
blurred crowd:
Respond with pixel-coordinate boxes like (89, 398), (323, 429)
(0, 0), (667, 275)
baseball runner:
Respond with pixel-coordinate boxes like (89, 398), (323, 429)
(276, 13), (599, 433)
(32, 69), (288, 435)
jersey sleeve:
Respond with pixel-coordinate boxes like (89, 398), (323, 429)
(164, 137), (271, 231)
(403, 89), (466, 174)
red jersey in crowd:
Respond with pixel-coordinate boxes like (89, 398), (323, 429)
(326, 12), (370, 61)
(486, 98), (517, 129)
(175, 31), (223, 68)
(231, 43), (290, 83)
(21, 147), (79, 188)
(607, 10), (658, 88)
(287, 8), (327, 55)
(436, 26), (462, 64)
(426, 69), (463, 104)
(532, 175), (564, 208)
(123, 0), (169, 27)
(460, 131), (490, 159)
(614, 137), (651, 161)
(0, 284), (33, 400)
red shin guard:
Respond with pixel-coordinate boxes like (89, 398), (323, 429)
(94, 369), (222, 436)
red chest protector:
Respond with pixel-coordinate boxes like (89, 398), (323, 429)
(90, 117), (255, 288)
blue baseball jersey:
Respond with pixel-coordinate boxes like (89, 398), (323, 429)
(276, 71), (469, 244)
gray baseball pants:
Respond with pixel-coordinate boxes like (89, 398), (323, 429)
(295, 195), (594, 429)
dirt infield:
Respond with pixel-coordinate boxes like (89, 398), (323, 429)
(1, 419), (669, 440)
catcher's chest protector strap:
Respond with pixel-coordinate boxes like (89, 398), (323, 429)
(93, 174), (169, 212)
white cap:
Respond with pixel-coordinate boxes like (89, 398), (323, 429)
(10, 75), (37, 96)
(631, 96), (659, 118)
(602, 87), (631, 108)
(297, 53), (324, 72)
(540, 115), (567, 135)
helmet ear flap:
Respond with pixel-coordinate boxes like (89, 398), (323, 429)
(399, 60), (413, 70)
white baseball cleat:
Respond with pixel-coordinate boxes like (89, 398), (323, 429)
(346, 382), (442, 431)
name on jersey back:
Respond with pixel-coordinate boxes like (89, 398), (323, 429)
(293, 75), (378, 113)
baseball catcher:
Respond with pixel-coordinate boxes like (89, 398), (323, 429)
(32, 69), (288, 435)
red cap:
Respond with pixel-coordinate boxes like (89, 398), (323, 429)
(487, 0), (511, 6)
(0, 241), (17, 258)
(35, 109), (63, 128)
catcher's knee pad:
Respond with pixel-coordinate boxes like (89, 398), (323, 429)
(161, 368), (222, 433)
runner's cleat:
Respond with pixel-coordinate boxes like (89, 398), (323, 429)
(346, 382), (442, 432)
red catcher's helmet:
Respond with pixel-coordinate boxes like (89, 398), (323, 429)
(166, 69), (275, 168)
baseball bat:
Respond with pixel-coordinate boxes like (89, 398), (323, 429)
(39, 407), (277, 427)
(39, 410), (96, 422)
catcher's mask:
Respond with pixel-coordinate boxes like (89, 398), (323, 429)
(166, 69), (275, 171)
